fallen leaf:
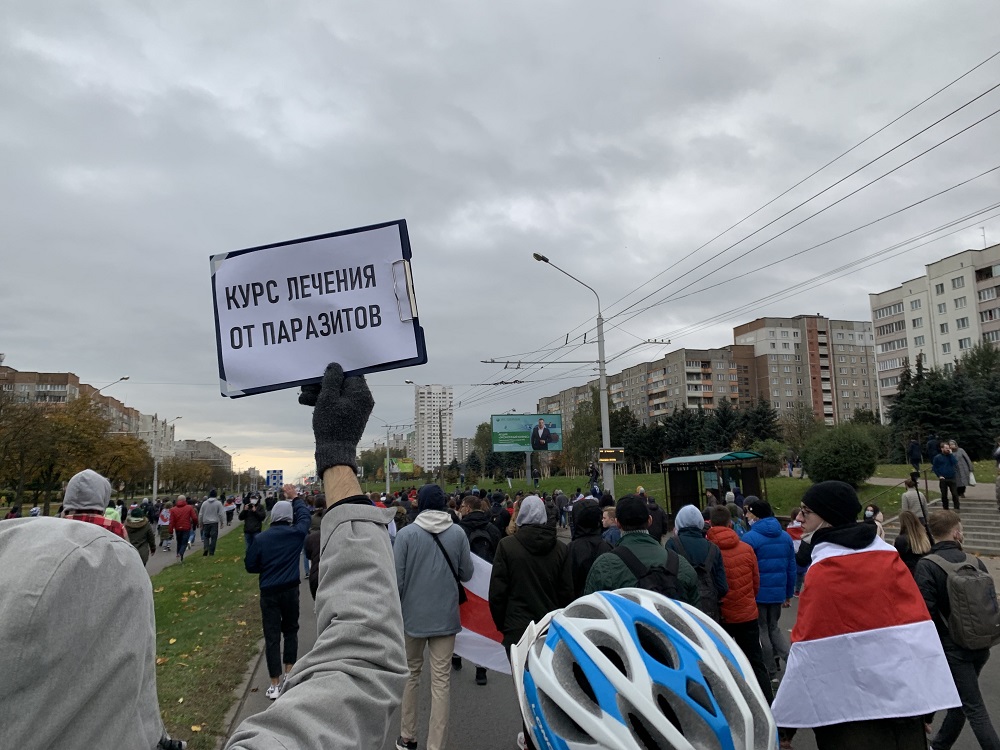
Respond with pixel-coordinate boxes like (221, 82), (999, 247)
(237, 621), (247, 626)
(156, 657), (169, 665)
(169, 638), (177, 645)
(154, 587), (164, 593)
(191, 725), (201, 732)
(177, 697), (184, 704)
(180, 653), (189, 658)
(180, 597), (189, 603)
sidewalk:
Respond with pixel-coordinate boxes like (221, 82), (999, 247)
(146, 519), (240, 577)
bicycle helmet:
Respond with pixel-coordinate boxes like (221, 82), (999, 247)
(512, 589), (778, 750)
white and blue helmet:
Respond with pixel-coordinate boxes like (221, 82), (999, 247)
(512, 589), (778, 750)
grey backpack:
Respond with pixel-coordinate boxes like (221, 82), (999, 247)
(926, 553), (1000, 650)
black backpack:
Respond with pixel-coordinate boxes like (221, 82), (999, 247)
(468, 527), (497, 563)
(672, 539), (721, 622)
(611, 546), (682, 600)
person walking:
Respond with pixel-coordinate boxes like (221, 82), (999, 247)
(454, 493), (500, 686)
(638, 486), (666, 542)
(563, 497), (612, 599)
(239, 495), (267, 549)
(916, 510), (1000, 750)
(223, 496), (236, 526)
(894, 510), (932, 575)
(901, 479), (929, 523)
(949, 439), (975, 501)
(198, 489), (226, 556)
(393, 484), (472, 750)
(60, 469), (128, 540)
(489, 495), (573, 653)
(908, 438), (923, 481)
(934, 442), (961, 511)
(742, 498), (795, 686)
(706, 505), (772, 702)
(168, 496), (198, 562)
(157, 500), (173, 551)
(584, 494), (700, 606)
(245, 488), (312, 700)
(126, 506), (157, 566)
(665, 504), (728, 620)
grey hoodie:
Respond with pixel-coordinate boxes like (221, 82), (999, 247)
(199, 496), (226, 525)
(393, 510), (473, 638)
(0, 517), (164, 749)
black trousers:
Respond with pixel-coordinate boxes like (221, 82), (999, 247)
(813, 716), (927, 750)
(260, 585), (300, 679)
(939, 478), (960, 510)
(203, 522), (219, 555)
(932, 649), (1000, 750)
(722, 620), (773, 703)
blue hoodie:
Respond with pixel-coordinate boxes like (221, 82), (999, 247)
(245, 498), (312, 591)
(741, 515), (795, 604)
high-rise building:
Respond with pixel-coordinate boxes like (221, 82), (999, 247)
(413, 385), (454, 471)
(734, 315), (876, 425)
(453, 437), (473, 464)
(869, 243), (1000, 415)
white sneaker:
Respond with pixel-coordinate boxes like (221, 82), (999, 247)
(516, 731), (527, 750)
(265, 683), (281, 700)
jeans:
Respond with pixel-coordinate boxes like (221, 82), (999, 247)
(939, 478), (960, 510)
(757, 603), (789, 679)
(188, 528), (196, 547)
(932, 649), (1000, 750)
(175, 530), (190, 560)
(722, 619), (773, 703)
(401, 634), (455, 750)
(301, 546), (310, 577)
(260, 585), (300, 679)
(203, 522), (219, 555)
(245, 531), (259, 550)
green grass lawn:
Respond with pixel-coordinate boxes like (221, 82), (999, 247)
(153, 526), (262, 749)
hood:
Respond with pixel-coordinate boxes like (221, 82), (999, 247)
(812, 521), (877, 552)
(706, 526), (741, 551)
(571, 498), (602, 539)
(0, 518), (162, 748)
(748, 515), (783, 538)
(414, 509), (453, 534)
(125, 516), (148, 529)
(460, 510), (492, 530)
(175, 498), (187, 508)
(513, 523), (557, 555)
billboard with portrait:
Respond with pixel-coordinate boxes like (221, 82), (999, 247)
(387, 457), (415, 474)
(491, 414), (563, 452)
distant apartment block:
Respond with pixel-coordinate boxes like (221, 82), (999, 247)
(869, 243), (1000, 414)
(453, 437), (473, 464)
(413, 385), (454, 471)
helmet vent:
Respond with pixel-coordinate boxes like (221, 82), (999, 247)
(571, 661), (599, 707)
(536, 687), (591, 743)
(598, 645), (627, 676)
(566, 603), (608, 620)
(626, 712), (667, 750)
(635, 622), (677, 670)
(652, 603), (700, 644)
(700, 662), (749, 747)
(685, 676), (717, 716)
(655, 693), (683, 732)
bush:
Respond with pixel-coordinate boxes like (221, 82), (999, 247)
(801, 425), (878, 488)
(750, 438), (785, 478)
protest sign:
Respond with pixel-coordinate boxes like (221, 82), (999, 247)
(211, 220), (426, 397)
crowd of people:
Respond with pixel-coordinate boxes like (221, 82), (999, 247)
(2, 363), (999, 750)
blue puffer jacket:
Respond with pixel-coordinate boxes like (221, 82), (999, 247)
(741, 516), (795, 604)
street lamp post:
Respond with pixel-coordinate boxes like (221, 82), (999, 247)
(532, 253), (614, 499)
(92, 376), (130, 395)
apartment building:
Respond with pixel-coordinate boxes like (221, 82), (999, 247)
(734, 315), (876, 425)
(173, 439), (232, 472)
(453, 437), (473, 464)
(869, 243), (1000, 414)
(412, 385), (454, 471)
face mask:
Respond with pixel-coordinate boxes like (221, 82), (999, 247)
(865, 510), (874, 519)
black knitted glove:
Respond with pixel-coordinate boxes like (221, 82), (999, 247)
(301, 363), (373, 475)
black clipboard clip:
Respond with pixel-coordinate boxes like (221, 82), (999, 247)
(392, 259), (418, 323)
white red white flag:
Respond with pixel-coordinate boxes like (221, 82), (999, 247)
(454, 554), (511, 675)
(771, 536), (959, 727)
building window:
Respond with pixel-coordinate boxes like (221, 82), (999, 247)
(979, 287), (998, 302)
(952, 276), (965, 290)
(914, 335), (925, 347)
(942, 342), (951, 354)
(873, 302), (904, 319)
(984, 330), (1000, 343)
(935, 283), (945, 295)
(911, 317), (923, 329)
(940, 323), (949, 334)
(956, 317), (969, 330)
(770, 343), (776, 349)
(781, 330), (789, 338)
(910, 299), (922, 310)
(954, 296), (967, 309)
(959, 338), (972, 350)
(836, 332), (845, 339)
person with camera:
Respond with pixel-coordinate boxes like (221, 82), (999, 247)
(238, 493), (267, 549)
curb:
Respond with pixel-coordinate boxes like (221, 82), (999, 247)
(218, 637), (266, 749)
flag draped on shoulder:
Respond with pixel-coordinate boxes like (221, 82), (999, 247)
(772, 535), (959, 728)
(454, 553), (510, 674)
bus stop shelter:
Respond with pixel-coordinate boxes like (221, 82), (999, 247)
(659, 451), (766, 516)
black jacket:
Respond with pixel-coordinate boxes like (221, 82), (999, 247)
(488, 502), (510, 538)
(564, 500), (611, 598)
(646, 498), (667, 541)
(489, 524), (572, 646)
(238, 503), (267, 534)
(893, 531), (926, 575)
(458, 510), (502, 563)
(914, 540), (990, 656)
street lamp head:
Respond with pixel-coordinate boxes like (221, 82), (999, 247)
(404, 379), (414, 384)
(532, 253), (549, 263)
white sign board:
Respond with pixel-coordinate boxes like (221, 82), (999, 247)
(211, 220), (426, 398)
(266, 469), (284, 488)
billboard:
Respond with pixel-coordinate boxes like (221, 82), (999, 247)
(491, 414), (563, 453)
(387, 457), (415, 474)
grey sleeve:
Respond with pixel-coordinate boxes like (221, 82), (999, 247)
(226, 503), (407, 750)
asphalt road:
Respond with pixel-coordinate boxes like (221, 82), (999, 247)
(228, 532), (1000, 750)
(145, 516), (240, 576)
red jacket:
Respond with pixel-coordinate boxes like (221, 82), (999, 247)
(168, 500), (198, 533)
(707, 525), (759, 625)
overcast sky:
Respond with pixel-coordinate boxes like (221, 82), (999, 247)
(2, 1), (999, 480)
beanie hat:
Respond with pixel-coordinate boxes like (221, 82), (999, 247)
(209, 489), (218, 498)
(130, 507), (146, 519)
(745, 498), (773, 518)
(616, 494), (649, 529)
(417, 484), (447, 513)
(63, 469), (112, 513)
(271, 500), (293, 524)
(674, 504), (705, 530)
(517, 496), (547, 526)
(801, 481), (861, 527)
(574, 499), (603, 533)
